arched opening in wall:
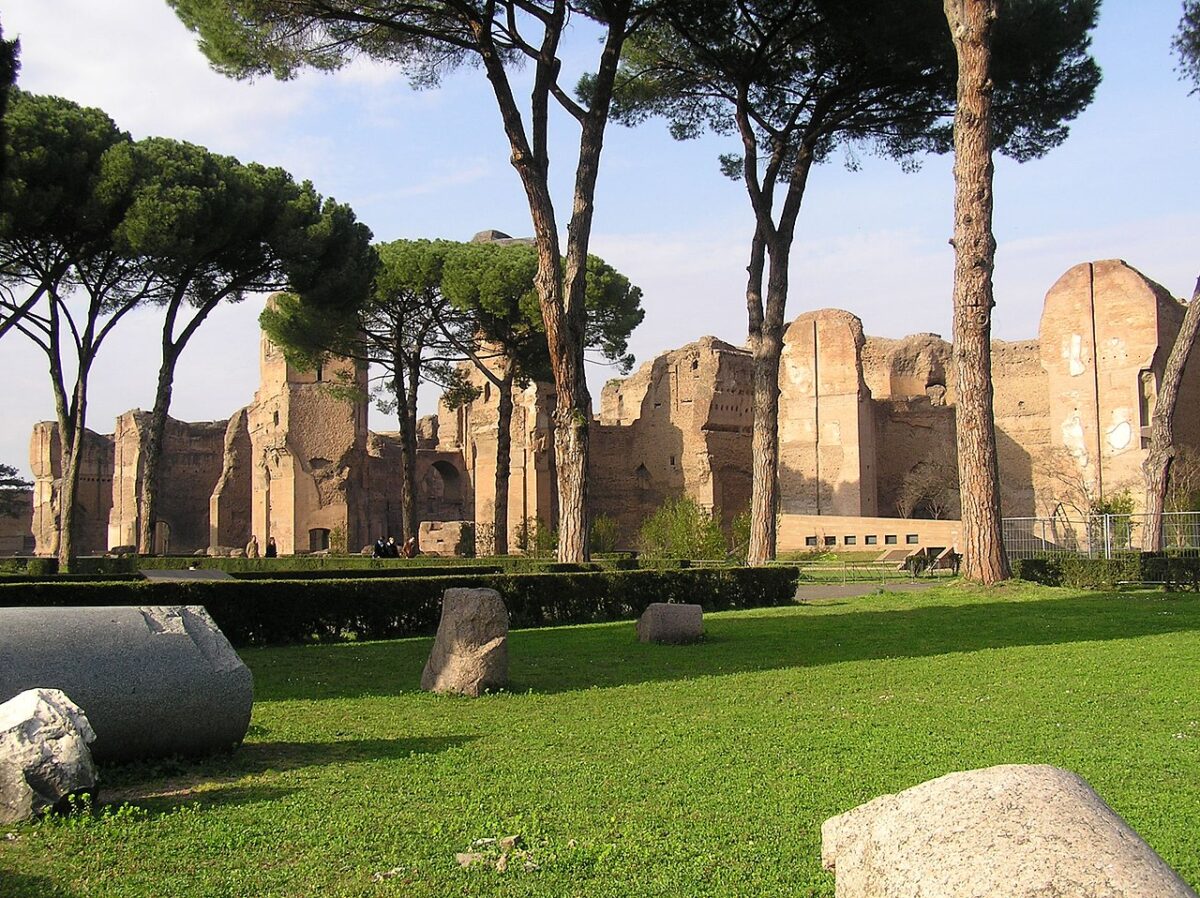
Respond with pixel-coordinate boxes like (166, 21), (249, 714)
(309, 528), (330, 552)
(424, 460), (463, 519)
(715, 465), (752, 531)
(154, 521), (170, 556)
(1138, 369), (1156, 447)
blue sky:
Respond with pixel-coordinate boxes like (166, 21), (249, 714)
(2, 0), (1198, 480)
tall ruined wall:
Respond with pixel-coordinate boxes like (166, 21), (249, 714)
(592, 336), (753, 543)
(365, 429), (471, 546)
(29, 423), (114, 556)
(0, 491), (34, 554)
(992, 340), (1050, 516)
(778, 310), (878, 516)
(247, 328), (370, 554)
(210, 408), (253, 550)
(1038, 260), (1199, 512)
(440, 357), (553, 551)
(107, 411), (227, 553)
(863, 333), (954, 518)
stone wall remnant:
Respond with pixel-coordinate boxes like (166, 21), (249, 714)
(0, 606), (253, 763)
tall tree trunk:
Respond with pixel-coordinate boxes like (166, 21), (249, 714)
(55, 375), (87, 574)
(493, 371), (515, 556)
(405, 356), (421, 541)
(945, 0), (1010, 583)
(468, 4), (629, 562)
(138, 349), (180, 554)
(1143, 276), (1200, 550)
(391, 349), (417, 543)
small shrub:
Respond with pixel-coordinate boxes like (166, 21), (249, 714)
(638, 497), (726, 560)
(590, 514), (620, 554)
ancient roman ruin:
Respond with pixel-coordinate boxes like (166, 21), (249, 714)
(12, 258), (1200, 557)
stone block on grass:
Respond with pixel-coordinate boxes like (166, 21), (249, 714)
(0, 606), (253, 764)
(0, 688), (97, 824)
(821, 763), (1198, 898)
(421, 588), (508, 697)
(636, 603), (703, 644)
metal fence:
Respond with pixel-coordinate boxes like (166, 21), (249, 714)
(1002, 512), (1200, 561)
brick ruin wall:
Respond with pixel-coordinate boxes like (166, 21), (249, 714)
(18, 260), (1200, 556)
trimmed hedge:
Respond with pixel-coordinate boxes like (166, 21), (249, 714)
(1012, 553), (1200, 591)
(0, 566), (802, 646)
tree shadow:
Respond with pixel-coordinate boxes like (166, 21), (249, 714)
(0, 870), (82, 898)
(244, 590), (1200, 699)
(98, 735), (474, 812)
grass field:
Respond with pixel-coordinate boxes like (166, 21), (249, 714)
(2, 582), (1198, 897)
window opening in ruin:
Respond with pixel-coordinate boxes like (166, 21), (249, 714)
(484, 382), (491, 402)
(691, 359), (699, 371)
(906, 534), (919, 545)
(865, 535), (877, 545)
(885, 534), (898, 545)
(844, 535), (857, 545)
(315, 362), (323, 382)
(1138, 369), (1156, 430)
(273, 410), (280, 427)
(309, 528), (330, 552)
(824, 535), (836, 546)
(431, 461), (462, 504)
(635, 464), (651, 491)
(805, 536), (818, 547)
(670, 455), (676, 467)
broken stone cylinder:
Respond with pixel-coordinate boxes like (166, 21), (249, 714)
(0, 606), (253, 763)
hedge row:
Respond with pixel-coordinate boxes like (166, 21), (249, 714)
(3, 553), (645, 578)
(0, 566), (802, 646)
(1012, 553), (1200, 590)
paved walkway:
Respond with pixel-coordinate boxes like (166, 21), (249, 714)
(794, 579), (942, 602)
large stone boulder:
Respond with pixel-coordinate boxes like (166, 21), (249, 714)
(0, 688), (97, 824)
(421, 588), (508, 697)
(0, 606), (253, 763)
(636, 603), (704, 644)
(821, 764), (1198, 898)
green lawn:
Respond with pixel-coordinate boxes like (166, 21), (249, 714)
(3, 582), (1198, 897)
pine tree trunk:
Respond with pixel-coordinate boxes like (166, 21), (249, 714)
(138, 351), (179, 554)
(493, 372), (515, 556)
(747, 333), (782, 566)
(1143, 276), (1200, 550)
(945, 0), (1010, 583)
(392, 355), (418, 543)
(56, 380), (87, 574)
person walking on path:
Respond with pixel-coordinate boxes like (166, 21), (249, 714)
(246, 535), (260, 558)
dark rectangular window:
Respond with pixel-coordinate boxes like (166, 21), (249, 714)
(844, 535), (857, 546)
(824, 535), (837, 547)
(805, 536), (818, 547)
(885, 535), (898, 545)
(865, 535), (878, 545)
(906, 534), (920, 545)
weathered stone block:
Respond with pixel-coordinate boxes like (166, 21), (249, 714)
(821, 764), (1198, 898)
(636, 603), (703, 644)
(421, 588), (508, 697)
(419, 520), (474, 557)
(0, 688), (97, 824)
(0, 606), (253, 763)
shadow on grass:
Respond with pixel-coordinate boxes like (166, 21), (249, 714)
(100, 735), (474, 810)
(0, 870), (82, 898)
(249, 590), (1200, 700)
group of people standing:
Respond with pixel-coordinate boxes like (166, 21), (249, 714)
(244, 535), (277, 559)
(373, 535), (418, 558)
